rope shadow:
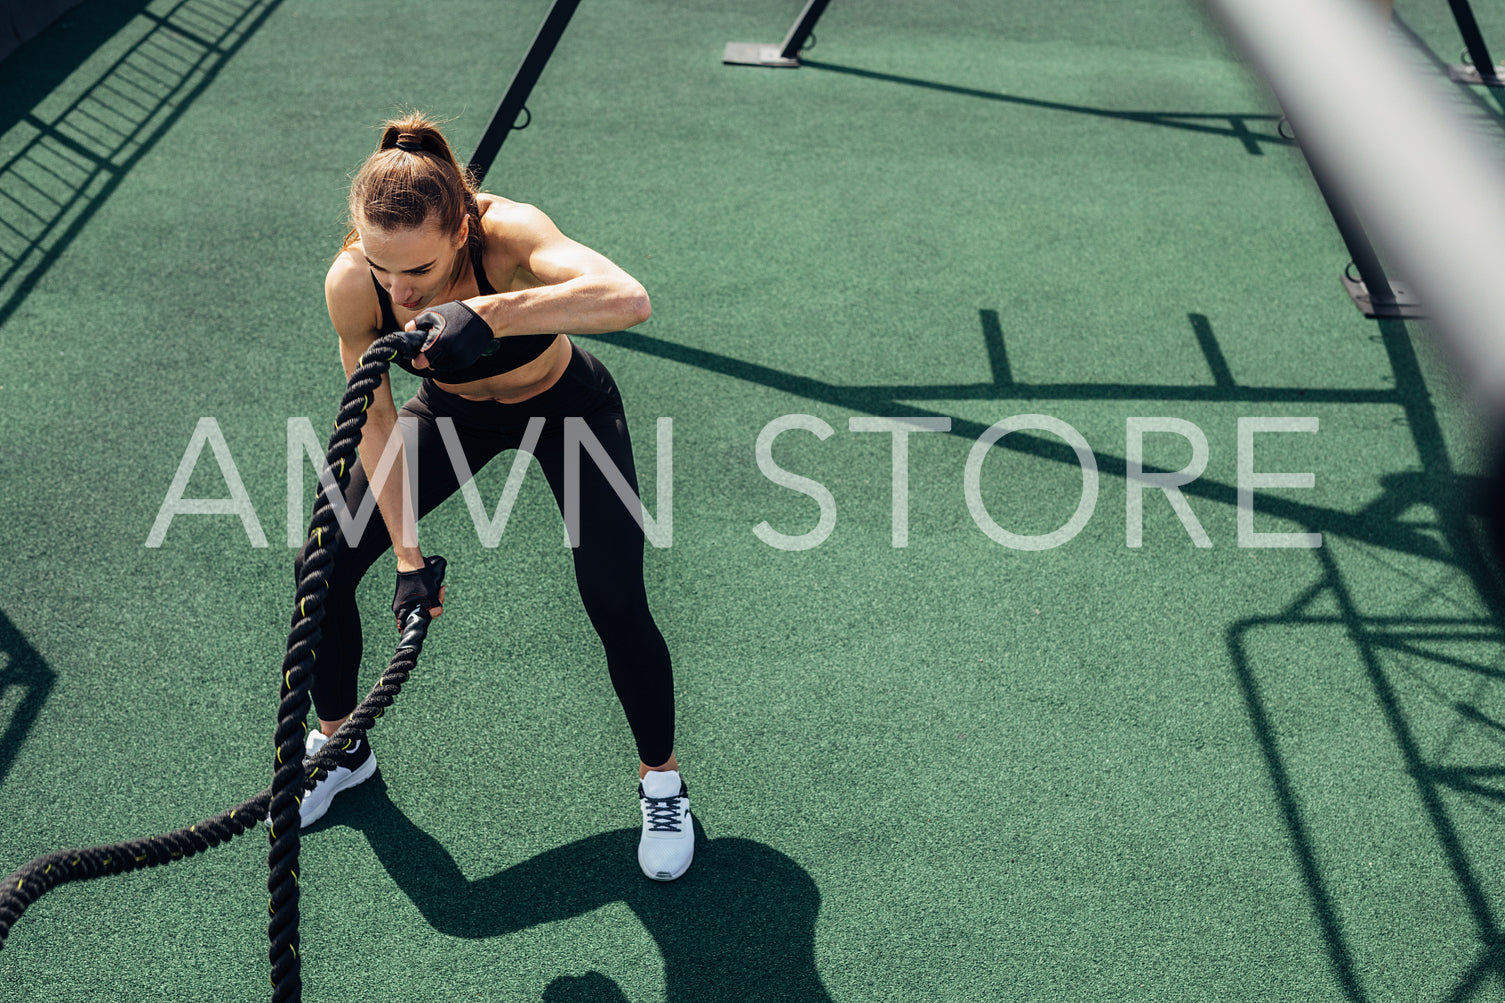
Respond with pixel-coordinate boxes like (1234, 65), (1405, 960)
(339, 775), (832, 1002)
(0, 0), (284, 328)
(0, 610), (55, 798)
(798, 59), (1291, 155)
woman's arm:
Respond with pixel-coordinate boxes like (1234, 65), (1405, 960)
(465, 199), (651, 338)
(325, 252), (426, 577)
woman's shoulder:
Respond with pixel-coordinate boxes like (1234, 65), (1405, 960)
(476, 193), (557, 241)
(476, 191), (533, 219)
(324, 244), (379, 338)
(326, 243), (372, 300)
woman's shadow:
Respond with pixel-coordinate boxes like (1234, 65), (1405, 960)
(338, 776), (832, 1002)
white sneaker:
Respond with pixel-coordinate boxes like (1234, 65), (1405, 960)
(638, 770), (693, 881)
(295, 730), (377, 827)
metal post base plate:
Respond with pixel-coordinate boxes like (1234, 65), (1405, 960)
(723, 42), (800, 67)
(1340, 275), (1426, 319)
(1448, 62), (1505, 85)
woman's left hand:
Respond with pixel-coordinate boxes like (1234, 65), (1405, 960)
(393, 555), (447, 626)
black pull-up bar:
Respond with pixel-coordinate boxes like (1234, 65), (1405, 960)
(468, 0), (583, 183)
(723, 0), (833, 68)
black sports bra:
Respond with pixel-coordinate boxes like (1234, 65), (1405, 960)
(374, 236), (557, 383)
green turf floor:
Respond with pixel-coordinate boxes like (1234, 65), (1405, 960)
(5, 0), (1505, 999)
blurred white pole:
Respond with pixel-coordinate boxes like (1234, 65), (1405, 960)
(1204, 0), (1505, 421)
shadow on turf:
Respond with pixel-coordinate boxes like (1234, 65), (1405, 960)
(591, 311), (1462, 565)
(1227, 555), (1505, 1003)
(0, 0), (284, 327)
(597, 303), (1505, 999)
(799, 59), (1290, 156)
(0, 0), (153, 138)
(0, 610), (55, 796)
(342, 775), (832, 1002)
(1223, 317), (1505, 1002)
(1390, 14), (1505, 125)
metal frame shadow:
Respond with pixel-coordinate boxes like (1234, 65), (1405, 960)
(591, 306), (1505, 999)
(0, 0), (284, 328)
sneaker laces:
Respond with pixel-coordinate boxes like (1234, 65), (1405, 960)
(641, 790), (685, 832)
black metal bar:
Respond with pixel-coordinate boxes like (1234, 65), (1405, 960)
(777, 0), (833, 61)
(1447, 0), (1500, 83)
(467, 0), (582, 183)
(724, 0), (835, 67)
(1304, 148), (1395, 301)
(1279, 109), (1421, 317)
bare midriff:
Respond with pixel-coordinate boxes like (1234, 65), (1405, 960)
(440, 332), (572, 404)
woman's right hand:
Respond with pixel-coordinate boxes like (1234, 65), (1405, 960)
(406, 301), (495, 371)
(393, 555), (447, 625)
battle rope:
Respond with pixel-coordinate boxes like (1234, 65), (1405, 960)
(0, 331), (430, 1003)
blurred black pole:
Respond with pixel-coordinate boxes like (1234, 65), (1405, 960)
(468, 0), (583, 183)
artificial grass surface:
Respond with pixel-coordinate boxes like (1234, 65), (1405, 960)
(4, 0), (1505, 1000)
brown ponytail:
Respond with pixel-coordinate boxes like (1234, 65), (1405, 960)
(342, 112), (481, 250)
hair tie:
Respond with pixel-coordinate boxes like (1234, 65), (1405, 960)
(395, 133), (423, 152)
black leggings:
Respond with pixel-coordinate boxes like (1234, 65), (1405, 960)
(296, 344), (674, 767)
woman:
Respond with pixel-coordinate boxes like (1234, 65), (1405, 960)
(295, 113), (691, 882)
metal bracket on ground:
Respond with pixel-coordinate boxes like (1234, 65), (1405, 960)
(722, 42), (802, 68)
(1340, 274), (1425, 319)
(1447, 62), (1505, 85)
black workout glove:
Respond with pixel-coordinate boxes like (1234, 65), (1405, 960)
(408, 301), (495, 371)
(393, 555), (447, 626)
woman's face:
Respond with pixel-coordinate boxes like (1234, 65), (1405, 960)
(358, 215), (467, 312)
